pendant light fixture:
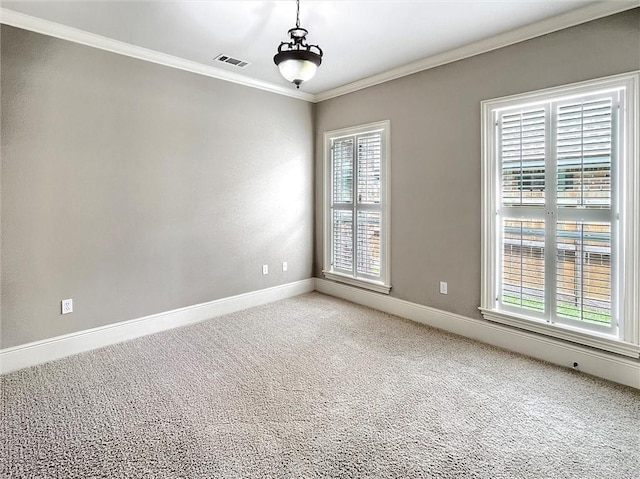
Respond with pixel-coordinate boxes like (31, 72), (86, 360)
(273, 0), (323, 89)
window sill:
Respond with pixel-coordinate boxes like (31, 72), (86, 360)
(480, 308), (640, 358)
(322, 271), (391, 294)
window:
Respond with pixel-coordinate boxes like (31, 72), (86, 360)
(323, 121), (391, 293)
(481, 72), (639, 357)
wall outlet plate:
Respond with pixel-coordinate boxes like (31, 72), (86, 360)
(439, 281), (448, 295)
(262, 264), (268, 275)
(61, 298), (73, 314)
(282, 261), (288, 272)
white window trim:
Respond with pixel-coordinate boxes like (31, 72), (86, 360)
(480, 71), (640, 358)
(323, 120), (391, 294)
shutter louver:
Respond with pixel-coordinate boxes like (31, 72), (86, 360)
(357, 134), (381, 204)
(332, 210), (353, 271)
(501, 109), (546, 207)
(557, 99), (612, 208)
(557, 221), (611, 324)
(333, 139), (354, 204)
(502, 219), (545, 312)
(357, 211), (381, 277)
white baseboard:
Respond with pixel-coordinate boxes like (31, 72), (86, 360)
(314, 278), (640, 389)
(0, 279), (314, 375)
(4, 277), (638, 389)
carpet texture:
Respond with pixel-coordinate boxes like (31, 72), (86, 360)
(1, 292), (639, 478)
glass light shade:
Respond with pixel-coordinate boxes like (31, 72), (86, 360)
(277, 59), (318, 84)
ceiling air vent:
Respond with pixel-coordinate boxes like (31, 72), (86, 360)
(214, 54), (250, 68)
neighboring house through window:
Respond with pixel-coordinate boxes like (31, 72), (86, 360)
(481, 72), (639, 357)
(323, 121), (391, 294)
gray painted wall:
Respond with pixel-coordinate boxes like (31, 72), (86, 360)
(1, 25), (314, 348)
(2, 9), (638, 350)
(314, 9), (640, 320)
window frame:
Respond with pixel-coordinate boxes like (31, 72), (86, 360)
(323, 120), (391, 294)
(480, 72), (640, 358)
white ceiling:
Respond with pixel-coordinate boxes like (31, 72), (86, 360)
(0, 1), (633, 97)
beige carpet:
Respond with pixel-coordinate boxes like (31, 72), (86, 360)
(2, 292), (639, 478)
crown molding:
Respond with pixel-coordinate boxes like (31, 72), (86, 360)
(313, 0), (640, 103)
(1, 2), (637, 104)
(0, 8), (315, 102)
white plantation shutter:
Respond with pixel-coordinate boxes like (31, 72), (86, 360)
(556, 221), (612, 324)
(482, 73), (639, 356)
(557, 98), (612, 208)
(501, 109), (546, 206)
(331, 138), (355, 275)
(357, 210), (381, 276)
(357, 134), (381, 204)
(333, 138), (354, 204)
(495, 89), (620, 336)
(332, 210), (353, 272)
(553, 94), (614, 329)
(355, 133), (382, 278)
(325, 122), (390, 293)
(330, 132), (382, 279)
(498, 106), (548, 319)
(502, 219), (545, 313)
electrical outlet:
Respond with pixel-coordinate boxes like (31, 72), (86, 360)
(282, 261), (288, 272)
(61, 298), (73, 314)
(439, 281), (448, 295)
(262, 264), (269, 275)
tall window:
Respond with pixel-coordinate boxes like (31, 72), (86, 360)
(323, 121), (391, 294)
(481, 72), (639, 357)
